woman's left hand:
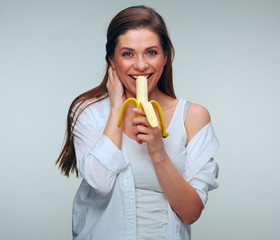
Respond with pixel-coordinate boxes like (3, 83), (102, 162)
(132, 108), (165, 159)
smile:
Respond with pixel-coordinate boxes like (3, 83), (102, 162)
(129, 73), (152, 80)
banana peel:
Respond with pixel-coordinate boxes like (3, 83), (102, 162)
(117, 76), (169, 138)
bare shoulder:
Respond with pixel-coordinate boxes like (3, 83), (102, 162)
(185, 103), (211, 145)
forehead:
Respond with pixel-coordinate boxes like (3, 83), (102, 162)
(116, 28), (162, 49)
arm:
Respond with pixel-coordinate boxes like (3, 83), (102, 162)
(73, 67), (127, 196)
(132, 103), (210, 225)
(103, 67), (126, 149)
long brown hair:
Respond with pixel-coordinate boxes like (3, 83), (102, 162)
(56, 5), (176, 177)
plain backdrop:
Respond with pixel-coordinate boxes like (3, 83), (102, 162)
(1, 0), (280, 239)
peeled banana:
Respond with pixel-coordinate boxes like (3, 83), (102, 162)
(117, 76), (169, 138)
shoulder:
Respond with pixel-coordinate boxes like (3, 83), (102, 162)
(185, 102), (211, 145)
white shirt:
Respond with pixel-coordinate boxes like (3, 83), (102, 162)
(72, 96), (219, 240)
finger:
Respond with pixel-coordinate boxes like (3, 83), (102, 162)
(136, 128), (163, 147)
(108, 66), (113, 80)
(135, 133), (151, 145)
(134, 131), (148, 145)
(135, 134), (145, 145)
(112, 67), (118, 79)
(133, 124), (150, 136)
(107, 67), (113, 88)
(132, 123), (149, 143)
(132, 107), (145, 116)
(132, 116), (150, 127)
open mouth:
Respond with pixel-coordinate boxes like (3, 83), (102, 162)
(129, 73), (153, 80)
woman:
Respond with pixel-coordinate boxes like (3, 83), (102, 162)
(56, 5), (219, 240)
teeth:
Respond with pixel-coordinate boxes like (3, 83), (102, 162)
(131, 75), (150, 79)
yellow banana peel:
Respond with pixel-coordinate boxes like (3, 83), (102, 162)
(117, 76), (169, 138)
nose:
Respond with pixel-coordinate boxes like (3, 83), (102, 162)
(134, 56), (148, 71)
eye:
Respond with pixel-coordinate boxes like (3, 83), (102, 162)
(122, 52), (132, 57)
(147, 50), (158, 56)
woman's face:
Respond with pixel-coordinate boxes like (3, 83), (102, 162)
(109, 28), (167, 98)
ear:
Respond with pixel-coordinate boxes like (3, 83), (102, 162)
(164, 54), (167, 66)
(108, 57), (116, 70)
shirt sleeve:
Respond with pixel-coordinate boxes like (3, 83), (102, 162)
(183, 121), (219, 207)
(72, 102), (128, 196)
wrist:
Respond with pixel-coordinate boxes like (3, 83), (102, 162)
(150, 149), (168, 166)
(110, 106), (122, 117)
(104, 110), (123, 150)
(109, 96), (125, 113)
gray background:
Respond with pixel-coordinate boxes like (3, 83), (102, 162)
(1, 0), (279, 239)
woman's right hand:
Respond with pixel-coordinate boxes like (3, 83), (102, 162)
(106, 67), (126, 111)
(104, 67), (125, 149)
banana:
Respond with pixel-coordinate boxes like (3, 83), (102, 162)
(117, 76), (169, 138)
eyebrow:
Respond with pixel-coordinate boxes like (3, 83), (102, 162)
(120, 46), (160, 51)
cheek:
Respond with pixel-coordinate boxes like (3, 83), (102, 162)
(153, 57), (166, 70)
(115, 64), (128, 81)
(116, 57), (129, 69)
(111, 56), (128, 72)
(119, 62), (129, 72)
(114, 61), (133, 87)
(153, 62), (165, 75)
(112, 61), (125, 79)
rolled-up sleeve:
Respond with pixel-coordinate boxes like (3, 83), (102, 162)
(89, 134), (128, 173)
(72, 101), (128, 196)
